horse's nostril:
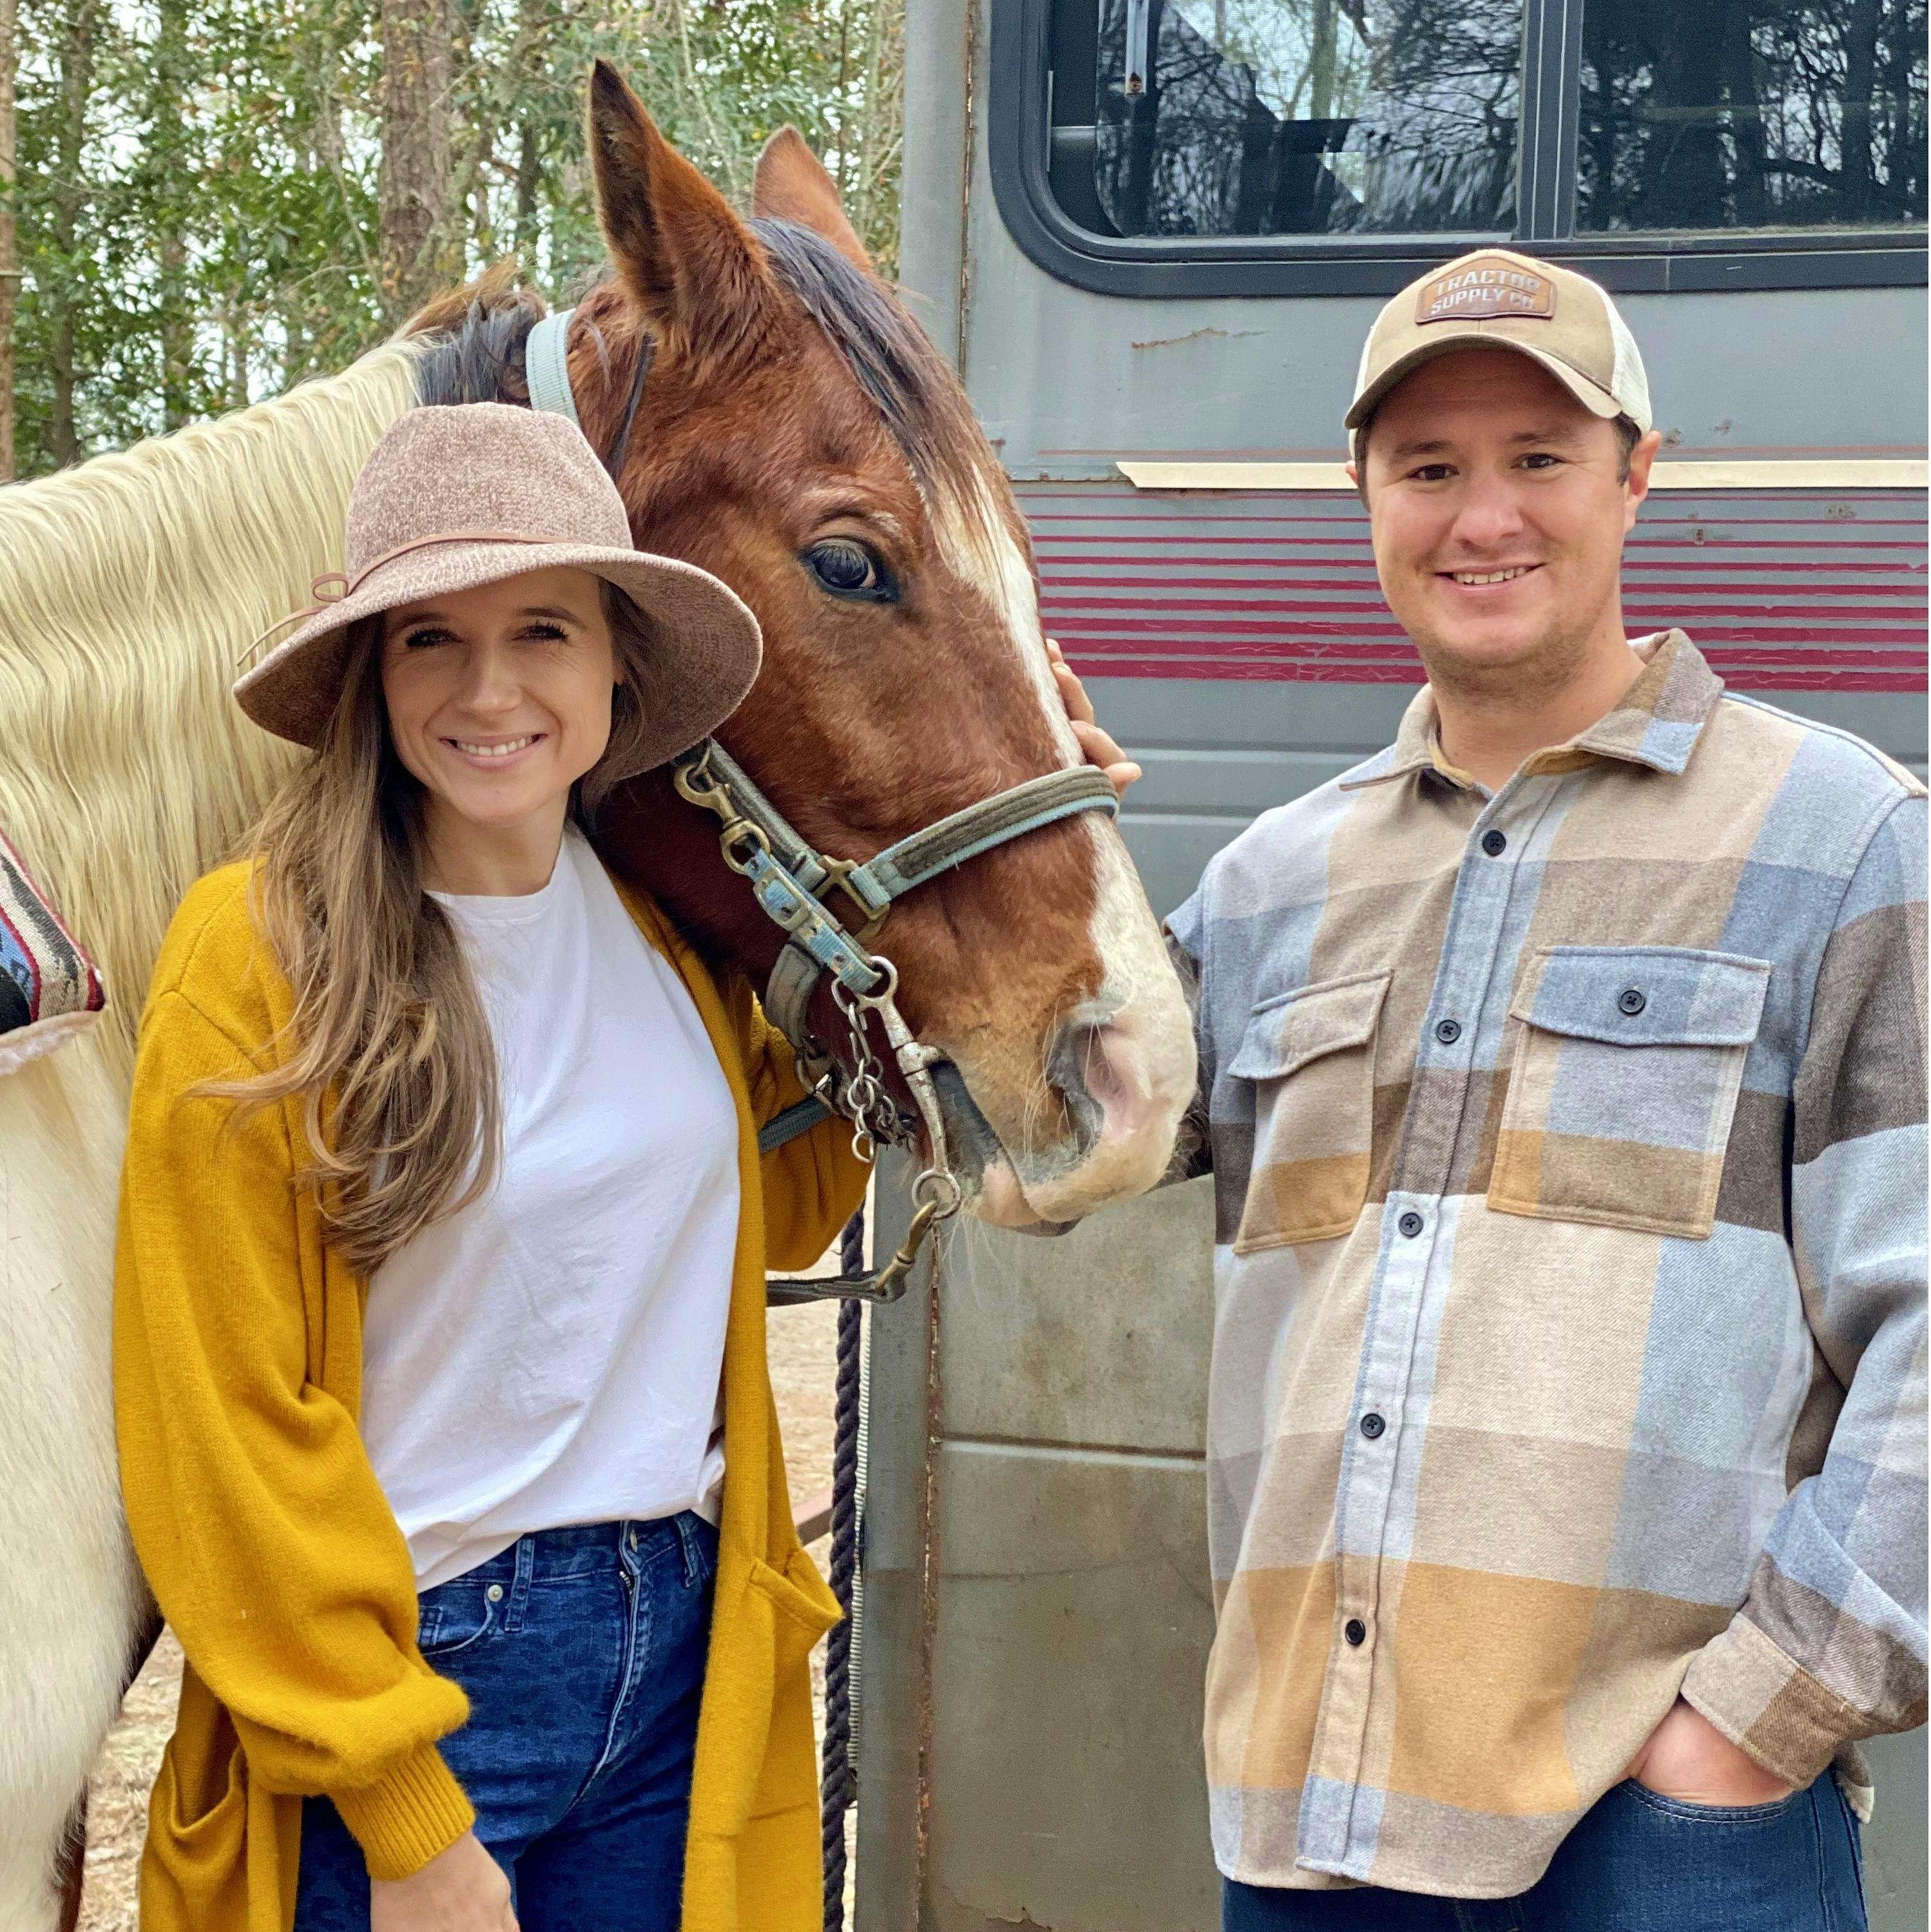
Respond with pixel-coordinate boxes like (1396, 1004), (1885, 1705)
(1052, 1019), (1153, 1154)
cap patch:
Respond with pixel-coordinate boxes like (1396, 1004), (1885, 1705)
(1416, 258), (1553, 325)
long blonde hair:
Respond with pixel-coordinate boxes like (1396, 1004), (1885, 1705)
(215, 579), (677, 1274)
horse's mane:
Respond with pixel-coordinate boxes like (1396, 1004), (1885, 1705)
(749, 218), (991, 517)
(0, 342), (421, 1074)
(748, 218), (1027, 611)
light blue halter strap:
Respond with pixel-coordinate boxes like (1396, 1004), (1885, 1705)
(678, 736), (1119, 1041)
(524, 307), (581, 426)
(850, 766), (1121, 913)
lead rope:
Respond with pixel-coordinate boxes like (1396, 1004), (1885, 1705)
(820, 1208), (868, 1929)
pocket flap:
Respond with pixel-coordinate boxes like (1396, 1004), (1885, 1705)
(749, 1545), (842, 1640)
(1510, 947), (1771, 1048)
(1229, 970), (1392, 1082)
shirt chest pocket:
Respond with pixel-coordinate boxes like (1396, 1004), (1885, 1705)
(1488, 945), (1772, 1241)
(1227, 970), (1392, 1253)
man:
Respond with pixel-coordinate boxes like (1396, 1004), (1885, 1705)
(1066, 248), (1926, 1928)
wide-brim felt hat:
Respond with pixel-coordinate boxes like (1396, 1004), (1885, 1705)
(235, 401), (762, 762)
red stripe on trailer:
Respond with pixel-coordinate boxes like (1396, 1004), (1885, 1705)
(1065, 654), (1917, 692)
(1060, 642), (1922, 673)
(1019, 483), (1928, 693)
(1039, 572), (1927, 596)
(1044, 615), (1928, 652)
(1042, 595), (1926, 624)
(1032, 548), (1925, 571)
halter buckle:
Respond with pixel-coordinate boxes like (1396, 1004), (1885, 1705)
(817, 855), (892, 939)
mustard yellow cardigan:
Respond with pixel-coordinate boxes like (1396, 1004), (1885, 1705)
(114, 859), (870, 1932)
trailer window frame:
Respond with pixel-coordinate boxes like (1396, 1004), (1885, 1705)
(992, 0), (1930, 296)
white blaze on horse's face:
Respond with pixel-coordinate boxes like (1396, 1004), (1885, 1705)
(930, 472), (1198, 1227)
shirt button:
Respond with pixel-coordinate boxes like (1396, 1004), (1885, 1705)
(1359, 1412), (1386, 1440)
(1619, 987), (1647, 1016)
(1481, 829), (1508, 857)
(1345, 1619), (1368, 1647)
(486, 1583), (504, 1603)
(1434, 1018), (1462, 1045)
(1398, 1211), (1424, 1238)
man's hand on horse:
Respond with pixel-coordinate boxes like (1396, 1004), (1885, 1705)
(1048, 638), (1141, 795)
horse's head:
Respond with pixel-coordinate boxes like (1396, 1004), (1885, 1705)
(553, 64), (1195, 1224)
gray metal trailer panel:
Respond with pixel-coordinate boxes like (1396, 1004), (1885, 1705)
(865, 1), (1928, 1925)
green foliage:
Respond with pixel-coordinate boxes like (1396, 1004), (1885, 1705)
(2, 0), (903, 475)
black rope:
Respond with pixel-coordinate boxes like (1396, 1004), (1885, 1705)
(821, 1208), (867, 1927)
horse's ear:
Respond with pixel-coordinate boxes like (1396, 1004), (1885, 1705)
(588, 59), (776, 363)
(752, 128), (874, 275)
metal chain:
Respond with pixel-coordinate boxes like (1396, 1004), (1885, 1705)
(831, 974), (902, 1160)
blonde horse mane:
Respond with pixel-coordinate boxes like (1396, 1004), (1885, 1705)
(0, 343), (421, 1080)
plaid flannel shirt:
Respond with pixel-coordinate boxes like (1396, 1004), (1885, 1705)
(1167, 632), (1927, 1898)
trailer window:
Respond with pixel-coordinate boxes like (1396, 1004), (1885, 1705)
(1091, 0), (1523, 237)
(1577, 1), (1926, 231)
(1003, 0), (1928, 291)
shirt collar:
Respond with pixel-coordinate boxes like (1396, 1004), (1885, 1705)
(1339, 632), (1723, 793)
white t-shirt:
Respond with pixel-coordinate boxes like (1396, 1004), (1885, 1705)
(359, 829), (741, 1590)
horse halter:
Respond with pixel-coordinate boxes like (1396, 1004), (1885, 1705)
(524, 306), (1120, 1301)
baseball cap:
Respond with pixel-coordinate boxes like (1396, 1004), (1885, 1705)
(1346, 248), (1652, 463)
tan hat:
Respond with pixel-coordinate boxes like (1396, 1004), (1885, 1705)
(235, 402), (762, 759)
(1345, 248), (1651, 463)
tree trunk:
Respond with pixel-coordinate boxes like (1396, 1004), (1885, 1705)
(0, 0), (17, 480)
(378, 0), (454, 323)
(1722, 0), (1768, 226)
(1309, 0), (1338, 123)
(155, 0), (192, 428)
(515, 119), (541, 262)
(853, 0), (890, 240)
(48, 0), (97, 470)
(512, 0), (544, 263)
(1647, 1), (1727, 230)
(309, 0), (345, 176)
(1839, 0), (1883, 220)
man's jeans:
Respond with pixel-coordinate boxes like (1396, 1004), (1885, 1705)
(294, 1512), (717, 1931)
(1223, 1773), (1867, 1931)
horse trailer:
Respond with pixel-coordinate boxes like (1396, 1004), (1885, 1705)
(852, 1), (1928, 1926)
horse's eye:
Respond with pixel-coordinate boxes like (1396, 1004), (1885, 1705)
(804, 538), (894, 602)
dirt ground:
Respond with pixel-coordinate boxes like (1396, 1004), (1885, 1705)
(78, 1289), (850, 1929)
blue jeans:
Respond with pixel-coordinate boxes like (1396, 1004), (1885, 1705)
(294, 1512), (717, 1931)
(1223, 1773), (1868, 1931)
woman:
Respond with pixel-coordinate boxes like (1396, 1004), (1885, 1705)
(114, 402), (870, 1932)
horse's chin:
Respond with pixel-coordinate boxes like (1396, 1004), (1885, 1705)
(974, 1155), (1070, 1233)
(971, 1129), (1179, 1230)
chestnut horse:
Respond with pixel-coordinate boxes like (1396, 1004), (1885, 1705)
(1, 62), (1193, 1929)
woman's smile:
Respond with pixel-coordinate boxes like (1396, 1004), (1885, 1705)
(439, 730), (549, 771)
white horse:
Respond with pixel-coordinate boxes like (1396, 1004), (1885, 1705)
(1, 341), (412, 1926)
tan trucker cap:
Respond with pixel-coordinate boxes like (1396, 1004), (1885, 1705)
(1346, 248), (1651, 462)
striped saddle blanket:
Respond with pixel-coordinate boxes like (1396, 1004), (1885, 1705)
(0, 829), (105, 1076)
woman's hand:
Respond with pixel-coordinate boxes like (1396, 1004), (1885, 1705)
(1624, 1699), (1795, 1808)
(1047, 639), (1142, 797)
(371, 1830), (518, 1932)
